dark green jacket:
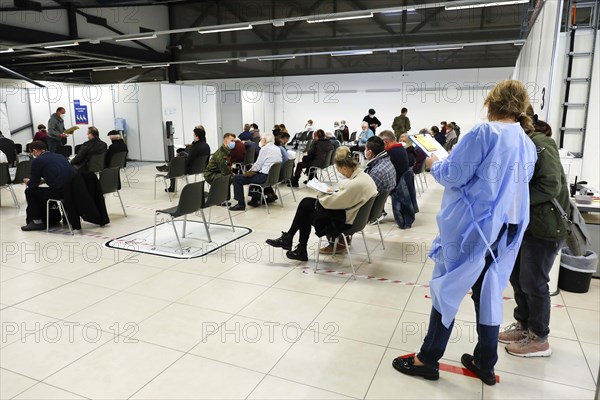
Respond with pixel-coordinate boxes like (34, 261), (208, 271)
(392, 115), (411, 136)
(203, 145), (230, 184)
(527, 131), (571, 241)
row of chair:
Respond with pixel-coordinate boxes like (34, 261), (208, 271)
(154, 155), (209, 201)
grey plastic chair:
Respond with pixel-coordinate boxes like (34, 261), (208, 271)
(277, 159), (296, 204)
(88, 152), (106, 174)
(234, 146), (255, 173)
(197, 175), (235, 242)
(187, 154), (209, 182)
(0, 163), (19, 208)
(315, 196), (376, 278)
(152, 181), (204, 254)
(327, 150), (338, 182)
(107, 151), (130, 187)
(248, 162), (281, 214)
(99, 167), (127, 217)
(154, 156), (186, 201)
(369, 190), (391, 249)
(12, 159), (32, 184)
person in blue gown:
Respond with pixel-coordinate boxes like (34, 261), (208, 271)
(392, 80), (538, 386)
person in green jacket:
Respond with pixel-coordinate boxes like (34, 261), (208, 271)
(203, 133), (235, 184)
(499, 110), (570, 358)
(392, 107), (411, 141)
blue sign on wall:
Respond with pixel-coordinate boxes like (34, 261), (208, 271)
(74, 100), (88, 125)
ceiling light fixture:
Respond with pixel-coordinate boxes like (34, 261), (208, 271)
(198, 24), (253, 34)
(196, 59), (229, 65)
(92, 66), (120, 71)
(415, 45), (464, 52)
(272, 20), (285, 27)
(258, 55), (296, 61)
(48, 69), (73, 74)
(307, 11), (373, 23)
(331, 50), (373, 57)
(141, 64), (170, 68)
(43, 42), (79, 49)
(445, 1), (528, 11)
(514, 40), (526, 46)
(0, 48), (14, 53)
(115, 33), (157, 42)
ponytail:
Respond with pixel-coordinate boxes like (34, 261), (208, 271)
(516, 112), (535, 135)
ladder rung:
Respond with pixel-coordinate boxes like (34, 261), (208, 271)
(572, 25), (597, 30)
(562, 103), (587, 107)
(567, 52), (593, 57)
(560, 128), (585, 132)
(566, 77), (591, 82)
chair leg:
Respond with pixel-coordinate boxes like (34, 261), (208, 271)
(170, 216), (183, 253)
(276, 184), (284, 208)
(152, 212), (158, 249)
(46, 199), (51, 232)
(288, 180), (296, 201)
(342, 235), (356, 279)
(183, 214), (187, 238)
(58, 201), (73, 235)
(227, 206), (235, 232)
(154, 176), (157, 200)
(123, 168), (131, 187)
(262, 188), (269, 214)
(208, 207), (212, 228)
(199, 209), (212, 243)
(8, 185), (19, 208)
(117, 191), (127, 217)
(314, 236), (322, 273)
(361, 230), (371, 264)
(376, 220), (385, 250)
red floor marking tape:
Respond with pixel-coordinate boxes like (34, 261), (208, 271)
(424, 294), (565, 308)
(396, 353), (500, 383)
(300, 267), (429, 287)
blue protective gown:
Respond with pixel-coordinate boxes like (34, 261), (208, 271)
(428, 122), (537, 328)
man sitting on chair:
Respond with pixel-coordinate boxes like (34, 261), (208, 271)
(21, 140), (75, 231)
(71, 127), (107, 172)
(349, 121), (374, 153)
(204, 133), (235, 185)
(230, 132), (282, 211)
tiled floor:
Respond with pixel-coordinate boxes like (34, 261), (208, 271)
(0, 162), (598, 399)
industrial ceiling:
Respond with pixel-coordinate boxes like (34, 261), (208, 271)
(0, 0), (548, 84)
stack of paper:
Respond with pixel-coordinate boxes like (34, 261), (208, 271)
(409, 133), (449, 160)
(307, 178), (336, 194)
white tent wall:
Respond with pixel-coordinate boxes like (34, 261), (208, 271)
(112, 84), (142, 160)
(137, 83), (163, 162)
(0, 80), (33, 144)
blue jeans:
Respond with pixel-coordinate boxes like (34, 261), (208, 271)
(510, 231), (561, 339)
(233, 173), (267, 206)
(417, 224), (517, 373)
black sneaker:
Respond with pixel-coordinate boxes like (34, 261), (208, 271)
(286, 245), (308, 261)
(392, 355), (439, 381)
(248, 200), (261, 208)
(461, 354), (496, 386)
(156, 165), (168, 172)
(21, 222), (46, 231)
(266, 231), (293, 250)
(229, 204), (246, 211)
(164, 187), (175, 193)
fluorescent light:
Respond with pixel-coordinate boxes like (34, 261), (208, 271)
(445, 1), (528, 11)
(514, 40), (526, 46)
(331, 50), (373, 57)
(258, 55), (296, 61)
(198, 24), (253, 34)
(115, 33), (157, 42)
(141, 64), (170, 68)
(93, 66), (119, 71)
(389, 49), (398, 53)
(0, 48), (14, 53)
(272, 20), (285, 27)
(415, 45), (464, 52)
(43, 42), (79, 49)
(307, 11), (373, 23)
(48, 69), (73, 74)
(380, 8), (416, 15)
(196, 59), (229, 65)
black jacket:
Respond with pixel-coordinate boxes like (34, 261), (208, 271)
(71, 137), (107, 172)
(363, 115), (381, 133)
(63, 172), (109, 230)
(385, 143), (409, 185)
(106, 139), (128, 167)
(186, 140), (211, 173)
(0, 137), (16, 165)
(306, 138), (334, 168)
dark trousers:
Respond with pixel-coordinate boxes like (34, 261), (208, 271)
(47, 139), (61, 153)
(233, 173), (267, 206)
(417, 224), (517, 373)
(25, 187), (62, 224)
(294, 160), (309, 178)
(288, 197), (317, 245)
(349, 145), (364, 153)
(510, 231), (561, 339)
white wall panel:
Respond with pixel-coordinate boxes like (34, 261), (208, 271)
(160, 84), (185, 147)
(88, 85), (116, 148)
(137, 84), (164, 162)
(197, 85), (219, 151)
(180, 85), (202, 145)
(113, 84), (141, 160)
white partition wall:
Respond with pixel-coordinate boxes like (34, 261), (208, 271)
(112, 84), (142, 160)
(198, 85), (219, 151)
(217, 90), (243, 137)
(137, 84), (164, 162)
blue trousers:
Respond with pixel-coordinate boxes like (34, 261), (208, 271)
(233, 173), (267, 206)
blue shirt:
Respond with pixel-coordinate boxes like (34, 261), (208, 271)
(239, 130), (253, 141)
(278, 145), (289, 163)
(428, 122), (537, 327)
(28, 151), (75, 191)
(357, 129), (374, 145)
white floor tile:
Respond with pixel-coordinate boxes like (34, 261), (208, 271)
(0, 273), (69, 306)
(0, 368), (37, 400)
(482, 370), (595, 399)
(0, 307), (58, 348)
(125, 269), (212, 301)
(13, 382), (86, 399)
(78, 262), (164, 291)
(248, 375), (354, 400)
(178, 278), (267, 314)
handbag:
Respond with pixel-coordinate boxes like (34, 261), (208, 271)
(551, 197), (591, 256)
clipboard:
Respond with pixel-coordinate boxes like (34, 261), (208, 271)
(409, 133), (449, 160)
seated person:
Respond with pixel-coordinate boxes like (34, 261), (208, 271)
(290, 129), (334, 187)
(261, 133), (291, 204)
(326, 131), (341, 150)
(230, 135), (247, 164)
(33, 124), (48, 145)
(266, 146), (377, 261)
(349, 122), (374, 153)
(239, 124), (253, 141)
(230, 132), (282, 211)
(70, 126), (107, 172)
(280, 132), (296, 160)
(166, 126), (211, 192)
(432, 125), (446, 146)
(21, 140), (75, 231)
(400, 132), (427, 173)
(0, 131), (16, 166)
(105, 130), (128, 167)
(204, 133), (235, 185)
(380, 130), (409, 180)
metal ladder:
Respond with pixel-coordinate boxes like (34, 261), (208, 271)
(559, 0), (599, 157)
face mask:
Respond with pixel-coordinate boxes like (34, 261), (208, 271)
(228, 142), (235, 149)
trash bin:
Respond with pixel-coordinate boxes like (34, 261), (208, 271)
(558, 249), (598, 293)
(548, 249), (561, 296)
